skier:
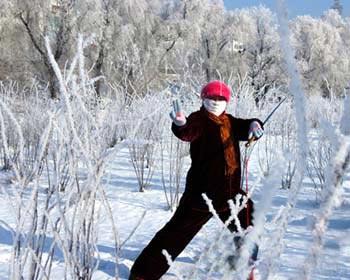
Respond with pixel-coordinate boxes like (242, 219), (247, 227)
(129, 80), (264, 280)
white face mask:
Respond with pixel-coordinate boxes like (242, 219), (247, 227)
(203, 98), (227, 116)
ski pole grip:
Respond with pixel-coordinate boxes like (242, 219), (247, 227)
(245, 137), (256, 148)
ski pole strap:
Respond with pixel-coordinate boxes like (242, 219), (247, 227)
(245, 136), (256, 148)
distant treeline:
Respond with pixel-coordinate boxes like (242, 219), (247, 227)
(0, 1), (349, 98)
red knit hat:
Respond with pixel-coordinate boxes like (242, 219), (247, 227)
(200, 80), (231, 102)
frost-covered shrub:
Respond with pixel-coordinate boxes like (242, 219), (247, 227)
(0, 82), (51, 181)
(126, 92), (169, 192)
(227, 76), (259, 119)
(306, 133), (332, 199)
(98, 90), (129, 148)
(306, 94), (343, 128)
(0, 36), (128, 280)
(160, 133), (189, 211)
(275, 99), (297, 189)
(305, 95), (344, 198)
(301, 97), (350, 280)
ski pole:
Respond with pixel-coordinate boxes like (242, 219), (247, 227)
(245, 96), (288, 147)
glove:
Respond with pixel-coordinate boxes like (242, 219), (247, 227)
(170, 100), (186, 126)
(248, 121), (263, 140)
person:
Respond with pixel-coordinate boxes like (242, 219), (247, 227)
(129, 80), (264, 280)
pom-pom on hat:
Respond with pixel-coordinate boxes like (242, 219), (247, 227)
(201, 80), (231, 102)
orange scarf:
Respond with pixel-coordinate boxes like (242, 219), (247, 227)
(205, 111), (236, 176)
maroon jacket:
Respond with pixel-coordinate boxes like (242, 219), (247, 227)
(172, 107), (262, 211)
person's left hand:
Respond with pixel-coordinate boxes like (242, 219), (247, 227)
(248, 121), (263, 141)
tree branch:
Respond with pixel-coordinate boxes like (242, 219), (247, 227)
(18, 12), (45, 58)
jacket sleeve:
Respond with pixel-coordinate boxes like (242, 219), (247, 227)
(171, 112), (203, 142)
(230, 116), (264, 141)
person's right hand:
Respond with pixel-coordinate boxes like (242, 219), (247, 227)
(170, 100), (186, 126)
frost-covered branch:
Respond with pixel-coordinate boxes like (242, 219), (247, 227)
(301, 95), (350, 279)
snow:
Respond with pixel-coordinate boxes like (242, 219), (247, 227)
(1, 143), (348, 279)
(0, 36), (349, 278)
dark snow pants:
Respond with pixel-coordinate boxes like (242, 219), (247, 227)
(129, 198), (256, 280)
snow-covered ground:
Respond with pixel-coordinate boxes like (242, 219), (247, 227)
(0, 145), (349, 280)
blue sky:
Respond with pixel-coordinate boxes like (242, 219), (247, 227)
(223, 0), (349, 18)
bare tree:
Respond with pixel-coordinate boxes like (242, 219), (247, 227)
(13, 0), (79, 98)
